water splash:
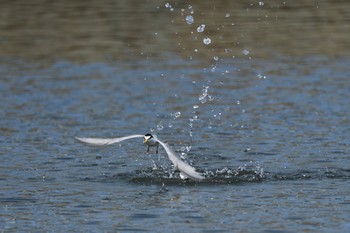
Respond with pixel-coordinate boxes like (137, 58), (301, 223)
(197, 24), (206, 33)
(156, 122), (164, 130)
(185, 15), (194, 24)
(257, 73), (267, 79)
(188, 5), (194, 14)
(165, 2), (174, 11)
(121, 162), (266, 185)
(88, 166), (350, 186)
(243, 49), (250, 55)
(173, 111), (181, 118)
(198, 86), (209, 103)
(203, 37), (212, 45)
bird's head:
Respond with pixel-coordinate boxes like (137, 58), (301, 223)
(143, 134), (153, 144)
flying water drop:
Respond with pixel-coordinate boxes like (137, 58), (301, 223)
(188, 5), (194, 14)
(257, 73), (267, 79)
(165, 3), (174, 11)
(203, 37), (212, 45)
(199, 86), (209, 103)
(157, 123), (164, 130)
(174, 112), (181, 118)
(197, 24), (206, 33)
(243, 49), (250, 55)
(186, 15), (194, 24)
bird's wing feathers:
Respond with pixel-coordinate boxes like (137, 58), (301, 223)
(76, 133), (204, 180)
(75, 134), (144, 146)
(153, 135), (204, 180)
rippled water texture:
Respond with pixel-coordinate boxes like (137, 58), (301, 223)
(1, 1), (350, 232)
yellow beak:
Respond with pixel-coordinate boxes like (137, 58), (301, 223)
(143, 138), (148, 144)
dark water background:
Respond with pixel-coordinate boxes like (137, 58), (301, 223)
(1, 1), (350, 232)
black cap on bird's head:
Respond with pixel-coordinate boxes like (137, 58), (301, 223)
(143, 134), (153, 143)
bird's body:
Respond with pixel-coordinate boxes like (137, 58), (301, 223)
(143, 134), (159, 153)
(75, 134), (204, 180)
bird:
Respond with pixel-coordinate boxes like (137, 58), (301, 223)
(143, 133), (159, 154)
(75, 134), (204, 180)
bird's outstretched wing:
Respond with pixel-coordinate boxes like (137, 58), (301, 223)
(75, 134), (144, 146)
(153, 135), (205, 180)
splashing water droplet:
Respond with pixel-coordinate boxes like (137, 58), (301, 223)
(243, 49), (250, 55)
(197, 24), (206, 33)
(203, 37), (212, 45)
(199, 86), (209, 103)
(257, 73), (267, 79)
(185, 15), (194, 24)
(165, 3), (174, 11)
(188, 5), (194, 14)
(174, 112), (181, 118)
(259, 2), (265, 6)
(225, 13), (231, 17)
(213, 56), (219, 61)
(157, 123), (164, 130)
(193, 105), (199, 109)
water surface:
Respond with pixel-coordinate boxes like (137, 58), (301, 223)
(1, 1), (350, 232)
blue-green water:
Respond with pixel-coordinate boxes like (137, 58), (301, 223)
(1, 1), (350, 232)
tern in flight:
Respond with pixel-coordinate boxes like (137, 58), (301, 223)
(75, 134), (204, 180)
